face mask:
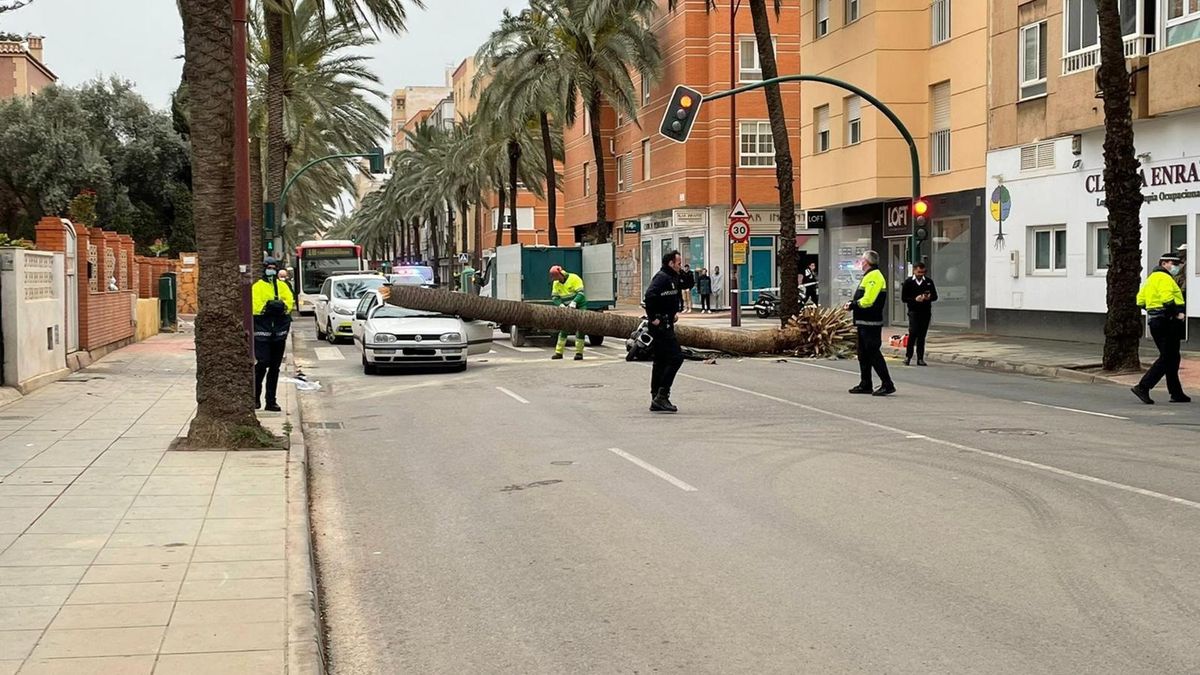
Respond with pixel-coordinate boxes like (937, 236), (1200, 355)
(265, 269), (277, 278)
(1169, 264), (1183, 277)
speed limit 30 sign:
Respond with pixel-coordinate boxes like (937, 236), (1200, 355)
(728, 220), (750, 242)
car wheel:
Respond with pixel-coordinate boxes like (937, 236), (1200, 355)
(755, 305), (770, 319)
(362, 354), (378, 375)
(326, 321), (337, 344)
(588, 335), (605, 347)
(510, 325), (526, 348)
(315, 319), (326, 340)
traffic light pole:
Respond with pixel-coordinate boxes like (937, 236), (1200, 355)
(703, 74), (923, 265)
(266, 149), (385, 259)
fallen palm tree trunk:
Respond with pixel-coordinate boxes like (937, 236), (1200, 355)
(385, 285), (854, 358)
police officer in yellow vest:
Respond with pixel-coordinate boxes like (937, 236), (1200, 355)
(845, 250), (896, 396)
(1131, 252), (1190, 404)
(550, 265), (587, 360)
(252, 258), (295, 411)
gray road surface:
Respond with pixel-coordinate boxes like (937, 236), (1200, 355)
(295, 322), (1200, 674)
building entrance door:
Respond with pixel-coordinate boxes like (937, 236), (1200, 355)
(889, 240), (909, 326)
(737, 236), (776, 304)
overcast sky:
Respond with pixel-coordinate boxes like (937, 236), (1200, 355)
(0, 0), (521, 111)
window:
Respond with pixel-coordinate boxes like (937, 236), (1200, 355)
(739, 121), (775, 167)
(1065, 0), (1098, 53)
(738, 37), (777, 82)
(1089, 223), (1110, 273)
(616, 154), (625, 192)
(642, 76), (651, 104)
(642, 139), (651, 181)
(623, 154), (633, 192)
(815, 105), (830, 152)
(1019, 22), (1048, 100)
(932, 0), (951, 44)
(1020, 141), (1056, 171)
(845, 96), (862, 145)
(930, 81), (951, 174)
(1167, 0), (1200, 47)
(846, 0), (860, 23)
(816, 0), (830, 37)
(583, 162), (590, 196)
(1031, 226), (1068, 274)
(583, 111), (590, 136)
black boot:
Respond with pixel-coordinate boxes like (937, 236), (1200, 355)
(650, 388), (678, 413)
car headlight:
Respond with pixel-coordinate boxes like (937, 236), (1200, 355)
(333, 305), (354, 316)
(373, 333), (397, 343)
(440, 332), (462, 343)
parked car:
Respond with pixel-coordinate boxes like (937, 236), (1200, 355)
(352, 290), (492, 374)
(314, 274), (389, 343)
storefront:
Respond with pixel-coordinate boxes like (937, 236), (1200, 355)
(984, 110), (1200, 345)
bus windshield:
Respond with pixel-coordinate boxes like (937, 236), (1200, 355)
(300, 248), (359, 294)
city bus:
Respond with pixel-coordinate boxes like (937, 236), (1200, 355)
(294, 240), (365, 314)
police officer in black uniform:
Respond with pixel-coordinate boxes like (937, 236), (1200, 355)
(645, 250), (685, 413)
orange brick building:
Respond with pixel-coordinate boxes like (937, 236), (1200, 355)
(561, 0), (804, 303)
(0, 36), (55, 100)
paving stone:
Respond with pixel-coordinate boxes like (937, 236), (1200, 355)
(0, 547), (97, 567)
(0, 629), (41, 660)
(195, 528), (285, 547)
(169, 598), (285, 625)
(0, 565), (86, 586)
(0, 604), (58, 630)
(159, 620), (284, 654)
(66, 581), (180, 605)
(0, 584), (74, 607)
(152, 649), (283, 675)
(49, 601), (174, 630)
(81, 563), (187, 585)
(189, 545), (283, 563)
(29, 626), (166, 659)
(93, 546), (193, 565)
(15, 656), (155, 675)
(24, 519), (119, 536)
(184, 560), (284, 581)
(176, 577), (285, 601)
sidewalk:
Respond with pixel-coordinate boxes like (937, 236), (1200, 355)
(0, 334), (317, 675)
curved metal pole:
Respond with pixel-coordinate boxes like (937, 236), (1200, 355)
(277, 152), (372, 222)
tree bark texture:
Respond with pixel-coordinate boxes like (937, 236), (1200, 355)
(428, 209), (440, 284)
(749, 0), (799, 325)
(587, 94), (609, 244)
(507, 139), (520, 245)
(250, 135), (264, 260)
(540, 111), (558, 246)
(1097, 0), (1144, 372)
(265, 3), (287, 248)
(180, 0), (262, 445)
(495, 183), (506, 249)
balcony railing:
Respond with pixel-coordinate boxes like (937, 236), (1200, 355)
(1062, 34), (1156, 75)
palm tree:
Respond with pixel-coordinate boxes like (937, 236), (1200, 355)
(476, 5), (568, 245)
(545, 0), (664, 244)
(1096, 0), (1143, 371)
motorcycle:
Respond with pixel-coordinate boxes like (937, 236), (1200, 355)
(753, 291), (780, 319)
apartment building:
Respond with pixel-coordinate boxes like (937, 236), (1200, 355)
(0, 36), (55, 99)
(796, 0), (988, 329)
(986, 0), (1200, 345)
(390, 85), (451, 151)
(561, 0), (803, 303)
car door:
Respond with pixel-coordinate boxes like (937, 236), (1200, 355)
(315, 279), (333, 328)
(464, 319), (493, 355)
(352, 292), (378, 342)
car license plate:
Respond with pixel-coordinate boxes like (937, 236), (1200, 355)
(373, 349), (395, 355)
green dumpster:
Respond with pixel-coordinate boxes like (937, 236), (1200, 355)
(158, 272), (177, 331)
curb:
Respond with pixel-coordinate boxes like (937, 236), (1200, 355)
(882, 345), (1127, 385)
(285, 335), (326, 675)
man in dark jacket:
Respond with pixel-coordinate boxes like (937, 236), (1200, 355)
(844, 250), (895, 396)
(679, 264), (696, 313)
(900, 262), (938, 366)
(645, 250), (686, 413)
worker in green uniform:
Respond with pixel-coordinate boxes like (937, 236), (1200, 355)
(252, 257), (295, 411)
(1131, 252), (1190, 404)
(550, 265), (587, 361)
(845, 250), (895, 396)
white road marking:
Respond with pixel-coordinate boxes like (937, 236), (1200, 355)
(495, 386), (530, 404)
(493, 342), (543, 353)
(792, 360), (853, 373)
(608, 448), (698, 492)
(678, 372), (1200, 513)
(1022, 400), (1129, 420)
(314, 347), (345, 361)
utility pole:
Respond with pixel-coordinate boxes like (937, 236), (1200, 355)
(728, 0), (742, 327)
(232, 0), (252, 356)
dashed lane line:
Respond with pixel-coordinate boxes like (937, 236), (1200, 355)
(496, 387), (530, 404)
(608, 448), (698, 492)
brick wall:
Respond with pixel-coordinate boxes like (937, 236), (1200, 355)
(85, 291), (134, 350)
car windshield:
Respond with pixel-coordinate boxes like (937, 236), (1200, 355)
(333, 278), (386, 300)
(388, 272), (426, 286)
(393, 266), (434, 283)
(372, 305), (440, 319)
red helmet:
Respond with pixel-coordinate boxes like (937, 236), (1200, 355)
(549, 265), (564, 278)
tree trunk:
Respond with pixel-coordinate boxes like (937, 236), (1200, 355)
(495, 183), (507, 249)
(458, 193), (469, 261)
(507, 139), (520, 245)
(540, 111), (559, 246)
(587, 93), (609, 244)
(265, 2), (287, 254)
(399, 218), (408, 259)
(1097, 0), (1143, 372)
(180, 0), (262, 445)
(446, 199), (456, 261)
(410, 216), (420, 262)
(428, 209), (440, 284)
(749, 0), (799, 325)
(385, 286), (850, 356)
(250, 135), (264, 260)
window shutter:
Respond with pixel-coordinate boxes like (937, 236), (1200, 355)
(817, 106), (829, 133)
(624, 154), (634, 191)
(932, 82), (951, 131)
(847, 96), (861, 120)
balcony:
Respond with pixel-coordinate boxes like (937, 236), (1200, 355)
(1061, 34), (1155, 75)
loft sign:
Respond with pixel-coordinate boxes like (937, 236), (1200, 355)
(1086, 160), (1200, 206)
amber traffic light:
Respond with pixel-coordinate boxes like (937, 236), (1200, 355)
(912, 198), (930, 243)
(659, 85), (704, 143)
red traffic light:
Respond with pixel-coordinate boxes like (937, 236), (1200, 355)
(912, 198), (929, 217)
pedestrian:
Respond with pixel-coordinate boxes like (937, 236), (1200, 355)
(680, 263), (696, 313)
(697, 267), (713, 313)
(845, 250), (895, 396)
(802, 261), (819, 306)
(549, 265), (587, 361)
(901, 262), (938, 366)
(712, 265), (724, 310)
(253, 257), (295, 412)
(277, 268), (294, 295)
(645, 250), (685, 413)
(1131, 252), (1190, 404)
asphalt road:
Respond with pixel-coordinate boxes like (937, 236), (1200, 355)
(295, 319), (1200, 674)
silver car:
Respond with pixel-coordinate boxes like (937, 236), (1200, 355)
(352, 291), (492, 374)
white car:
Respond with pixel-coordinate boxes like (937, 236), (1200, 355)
(314, 274), (388, 343)
(352, 291), (492, 374)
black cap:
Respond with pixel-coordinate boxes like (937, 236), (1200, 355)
(1160, 253), (1182, 263)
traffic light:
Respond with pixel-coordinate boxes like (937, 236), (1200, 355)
(367, 147), (386, 174)
(912, 198), (930, 243)
(265, 238), (274, 254)
(659, 85), (704, 143)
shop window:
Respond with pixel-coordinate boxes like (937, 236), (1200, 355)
(932, 0), (952, 45)
(845, 96), (862, 145)
(815, 105), (831, 153)
(740, 120), (775, 167)
(1089, 222), (1110, 274)
(1019, 22), (1048, 100)
(1167, 0), (1200, 47)
(816, 0), (830, 38)
(1030, 226), (1068, 275)
(930, 82), (951, 174)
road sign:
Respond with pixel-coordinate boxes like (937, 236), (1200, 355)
(458, 253), (470, 264)
(729, 199), (750, 221)
(728, 220), (750, 242)
(732, 242), (748, 265)
(623, 219), (642, 234)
